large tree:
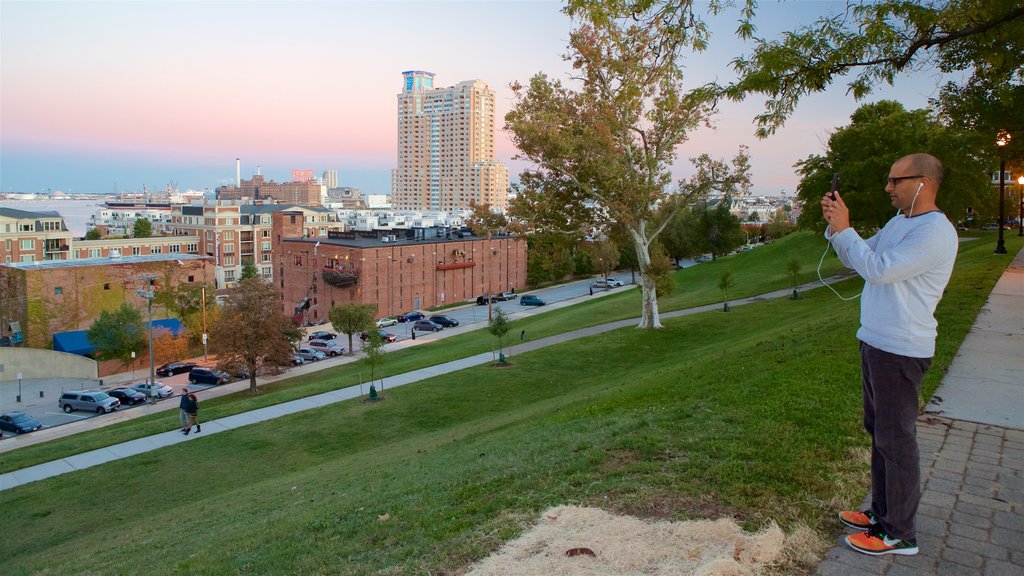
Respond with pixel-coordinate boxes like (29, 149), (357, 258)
(209, 278), (301, 394)
(328, 303), (376, 356)
(507, 6), (749, 328)
(794, 101), (992, 232)
(86, 303), (146, 367)
(132, 218), (153, 239)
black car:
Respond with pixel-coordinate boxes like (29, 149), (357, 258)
(308, 331), (338, 341)
(428, 315), (459, 327)
(188, 367), (231, 385)
(398, 311), (425, 322)
(0, 411), (43, 434)
(360, 330), (397, 343)
(108, 388), (147, 406)
(156, 361), (198, 377)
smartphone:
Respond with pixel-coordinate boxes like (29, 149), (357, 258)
(829, 173), (840, 200)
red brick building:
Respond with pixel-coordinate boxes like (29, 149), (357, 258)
(272, 210), (526, 323)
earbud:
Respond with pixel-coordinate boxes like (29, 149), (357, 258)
(916, 182), (924, 193)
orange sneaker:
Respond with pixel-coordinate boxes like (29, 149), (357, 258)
(839, 509), (877, 531)
(845, 526), (918, 556)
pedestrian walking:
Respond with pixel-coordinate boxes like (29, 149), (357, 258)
(822, 153), (957, 557)
(179, 388), (191, 434)
(520, 329), (525, 342)
(411, 328), (416, 340)
(188, 393), (200, 434)
(589, 286), (593, 296)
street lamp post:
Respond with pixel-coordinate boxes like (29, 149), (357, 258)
(1018, 176), (1023, 237)
(995, 131), (1010, 255)
(137, 273), (157, 404)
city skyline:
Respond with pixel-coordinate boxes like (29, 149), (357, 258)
(1, 1), (944, 198)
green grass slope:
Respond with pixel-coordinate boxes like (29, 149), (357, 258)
(0, 233), (1016, 575)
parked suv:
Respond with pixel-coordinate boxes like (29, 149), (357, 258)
(59, 391), (120, 414)
(520, 295), (546, 306)
(413, 320), (443, 332)
(428, 315), (459, 328)
(188, 367), (231, 385)
(308, 339), (344, 357)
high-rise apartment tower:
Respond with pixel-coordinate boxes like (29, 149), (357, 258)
(392, 71), (509, 211)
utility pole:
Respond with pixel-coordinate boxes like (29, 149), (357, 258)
(201, 285), (208, 361)
(136, 274), (157, 404)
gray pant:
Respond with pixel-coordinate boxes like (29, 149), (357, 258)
(180, 409), (190, 429)
(860, 341), (931, 541)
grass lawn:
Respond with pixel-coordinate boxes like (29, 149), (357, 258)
(0, 231), (847, 474)
(0, 233), (1017, 575)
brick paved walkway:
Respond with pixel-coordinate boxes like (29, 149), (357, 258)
(816, 418), (1024, 575)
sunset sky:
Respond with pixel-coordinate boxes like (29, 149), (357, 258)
(1, 1), (945, 197)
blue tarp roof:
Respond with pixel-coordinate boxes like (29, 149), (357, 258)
(52, 318), (184, 356)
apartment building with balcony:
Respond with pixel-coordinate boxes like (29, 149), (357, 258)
(391, 71), (509, 212)
(169, 203), (341, 288)
(1, 207), (76, 263)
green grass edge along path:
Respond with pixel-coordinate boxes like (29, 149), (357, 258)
(0, 232), (1018, 576)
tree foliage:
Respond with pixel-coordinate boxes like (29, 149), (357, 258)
(794, 101), (992, 233)
(466, 201), (510, 239)
(329, 303), (376, 356)
(487, 308), (511, 362)
(132, 218), (153, 239)
(84, 228), (101, 240)
(526, 232), (579, 286)
(362, 330), (386, 394)
(240, 260), (259, 281)
(209, 278), (301, 394)
(585, 240), (620, 280)
(506, 6), (750, 328)
(151, 328), (188, 366)
(689, 196), (744, 258)
(86, 303), (146, 366)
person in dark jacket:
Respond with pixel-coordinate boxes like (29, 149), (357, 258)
(187, 393), (200, 434)
(179, 389), (191, 434)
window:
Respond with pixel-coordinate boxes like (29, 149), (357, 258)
(261, 241), (271, 251)
(223, 231), (234, 240)
(152, 245), (163, 254)
(20, 255), (33, 263)
(223, 244), (235, 254)
(132, 246), (141, 255)
(224, 270), (236, 281)
(55, 287), (63, 295)
(20, 239), (34, 250)
(104, 283), (111, 290)
(89, 248), (101, 258)
(169, 244), (180, 253)
(224, 255), (236, 266)
(262, 254), (271, 262)
(187, 275), (195, 282)
(262, 230), (270, 238)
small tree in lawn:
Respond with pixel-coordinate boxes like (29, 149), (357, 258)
(719, 270), (735, 312)
(787, 258), (802, 300)
(363, 330), (385, 400)
(329, 303), (376, 356)
(487, 308), (511, 364)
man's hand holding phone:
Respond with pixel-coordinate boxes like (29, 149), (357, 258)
(821, 173), (850, 234)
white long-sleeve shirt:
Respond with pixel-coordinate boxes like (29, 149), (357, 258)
(827, 211), (958, 358)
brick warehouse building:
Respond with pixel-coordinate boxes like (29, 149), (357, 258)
(272, 210), (526, 324)
(0, 253), (212, 348)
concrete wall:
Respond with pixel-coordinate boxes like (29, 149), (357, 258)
(0, 348), (98, 383)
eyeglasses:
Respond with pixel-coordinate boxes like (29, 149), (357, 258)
(887, 175), (924, 187)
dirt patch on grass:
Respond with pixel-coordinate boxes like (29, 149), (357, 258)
(467, 505), (791, 576)
(589, 490), (740, 522)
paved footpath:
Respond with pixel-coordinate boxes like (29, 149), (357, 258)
(815, 248), (1024, 576)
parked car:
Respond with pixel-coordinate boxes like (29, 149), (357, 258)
(376, 317), (398, 328)
(156, 361), (198, 377)
(520, 295), (547, 306)
(108, 388), (147, 406)
(131, 380), (174, 399)
(360, 330), (397, 343)
(604, 277), (624, 287)
(188, 367), (231, 385)
(428, 315), (459, 327)
(413, 320), (444, 332)
(397, 311), (425, 322)
(307, 331), (338, 341)
(591, 280), (610, 289)
(295, 347), (327, 362)
(495, 291), (518, 301)
(308, 339), (344, 357)
(290, 354), (305, 366)
(696, 254), (713, 263)
(476, 295), (497, 305)
(0, 411), (43, 434)
(59, 390), (120, 414)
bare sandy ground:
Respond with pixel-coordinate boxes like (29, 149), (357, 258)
(466, 505), (823, 576)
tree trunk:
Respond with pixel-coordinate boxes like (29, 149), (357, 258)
(249, 375), (258, 394)
(629, 225), (663, 329)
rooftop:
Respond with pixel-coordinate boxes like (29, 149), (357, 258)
(1, 253), (209, 271)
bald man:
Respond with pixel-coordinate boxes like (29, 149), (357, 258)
(822, 153), (958, 556)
